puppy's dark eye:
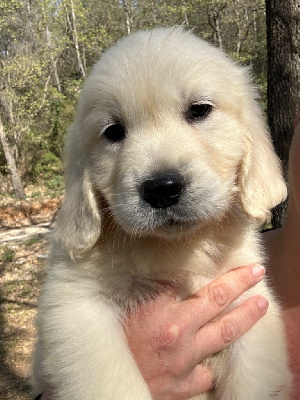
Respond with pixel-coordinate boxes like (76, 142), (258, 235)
(103, 123), (126, 142)
(187, 103), (213, 121)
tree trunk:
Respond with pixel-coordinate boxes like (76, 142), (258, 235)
(46, 25), (62, 92)
(121, 0), (133, 35)
(266, 0), (300, 228)
(0, 114), (25, 199)
(66, 0), (86, 78)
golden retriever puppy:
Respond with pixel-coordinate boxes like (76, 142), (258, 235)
(33, 28), (292, 399)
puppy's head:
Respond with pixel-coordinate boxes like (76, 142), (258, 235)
(56, 28), (287, 257)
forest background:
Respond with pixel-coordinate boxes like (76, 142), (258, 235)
(0, 0), (282, 199)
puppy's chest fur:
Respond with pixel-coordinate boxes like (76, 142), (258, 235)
(92, 221), (262, 310)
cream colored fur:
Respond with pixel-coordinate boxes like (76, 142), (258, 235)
(33, 28), (292, 399)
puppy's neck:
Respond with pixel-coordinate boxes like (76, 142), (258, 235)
(98, 205), (259, 279)
(75, 206), (263, 310)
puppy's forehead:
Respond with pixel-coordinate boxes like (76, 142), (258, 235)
(83, 28), (247, 122)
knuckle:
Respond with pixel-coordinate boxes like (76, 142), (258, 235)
(237, 267), (253, 288)
(156, 324), (180, 351)
(208, 282), (229, 307)
(173, 384), (191, 400)
(220, 318), (237, 345)
(244, 298), (264, 322)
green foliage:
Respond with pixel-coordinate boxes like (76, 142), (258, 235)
(31, 190), (43, 199)
(25, 237), (40, 246)
(34, 152), (64, 190)
(0, 246), (15, 265)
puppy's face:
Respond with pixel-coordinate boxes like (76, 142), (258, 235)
(95, 108), (243, 238)
(57, 29), (286, 254)
(84, 30), (248, 238)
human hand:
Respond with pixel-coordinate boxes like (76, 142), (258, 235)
(125, 264), (268, 400)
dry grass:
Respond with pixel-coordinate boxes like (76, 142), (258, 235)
(0, 193), (60, 400)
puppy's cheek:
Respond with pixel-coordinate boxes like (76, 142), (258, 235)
(94, 177), (114, 201)
(91, 162), (118, 201)
(110, 191), (147, 231)
(188, 187), (232, 222)
(186, 165), (234, 210)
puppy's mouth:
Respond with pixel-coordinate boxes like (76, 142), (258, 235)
(166, 217), (198, 229)
(167, 218), (182, 226)
(152, 215), (201, 237)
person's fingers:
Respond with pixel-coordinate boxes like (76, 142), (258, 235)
(195, 295), (268, 361)
(172, 364), (214, 400)
(177, 264), (265, 329)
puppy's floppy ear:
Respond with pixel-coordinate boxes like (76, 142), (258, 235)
(55, 123), (101, 258)
(238, 96), (287, 225)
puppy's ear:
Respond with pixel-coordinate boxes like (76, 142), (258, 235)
(238, 98), (287, 225)
(55, 123), (101, 258)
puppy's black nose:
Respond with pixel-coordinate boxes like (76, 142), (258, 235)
(141, 173), (185, 209)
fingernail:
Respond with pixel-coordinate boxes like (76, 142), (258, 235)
(252, 264), (265, 278)
(257, 296), (269, 311)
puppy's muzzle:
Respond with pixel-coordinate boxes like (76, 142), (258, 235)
(140, 172), (185, 209)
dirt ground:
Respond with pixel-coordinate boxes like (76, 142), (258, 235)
(0, 195), (62, 400)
